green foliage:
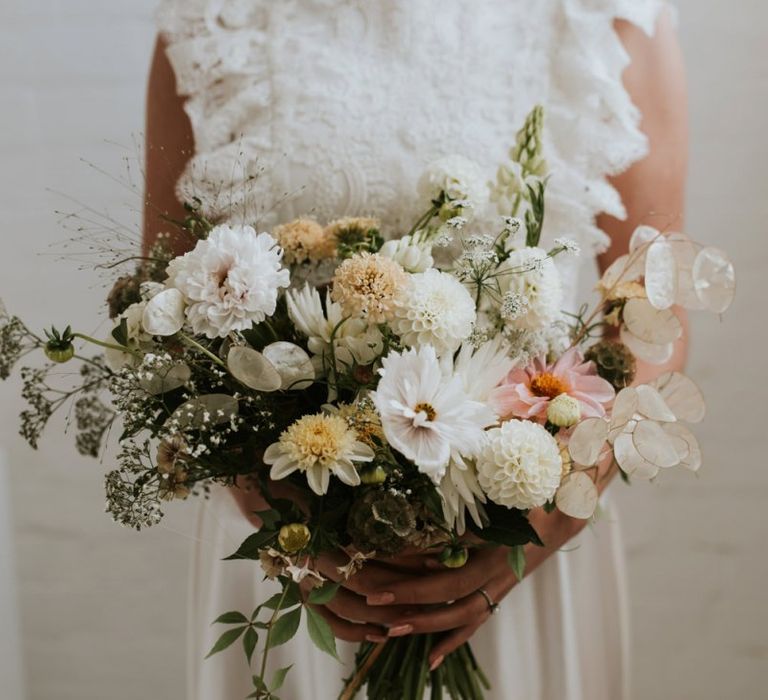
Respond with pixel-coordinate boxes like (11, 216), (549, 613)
(206, 625), (247, 658)
(306, 606), (338, 659)
(469, 503), (543, 548)
(508, 545), (527, 582)
(266, 607), (302, 649)
(307, 581), (340, 605)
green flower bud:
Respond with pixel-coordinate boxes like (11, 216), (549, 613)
(439, 545), (469, 569)
(278, 524), (311, 554)
(359, 465), (388, 485)
(44, 325), (75, 364)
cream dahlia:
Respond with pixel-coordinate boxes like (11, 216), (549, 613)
(497, 247), (562, 331)
(372, 345), (496, 482)
(263, 413), (374, 495)
(379, 234), (434, 273)
(272, 218), (337, 264)
(492, 347), (615, 423)
(391, 269), (476, 355)
(330, 252), (407, 323)
(166, 224), (290, 338)
(476, 419), (563, 510)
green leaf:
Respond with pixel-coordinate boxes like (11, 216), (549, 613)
(243, 626), (258, 665)
(213, 611), (249, 625)
(262, 583), (301, 611)
(255, 508), (282, 530)
(267, 607), (302, 648)
(224, 530), (277, 561)
(307, 581), (340, 606)
(508, 545), (526, 582)
(470, 503), (543, 547)
(205, 625), (247, 658)
(111, 318), (129, 347)
(305, 606), (338, 659)
(271, 665), (293, 692)
(246, 675), (268, 698)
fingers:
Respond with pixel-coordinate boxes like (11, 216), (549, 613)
(324, 586), (418, 626)
(367, 548), (506, 607)
(308, 604), (387, 643)
(429, 620), (485, 669)
(385, 589), (490, 636)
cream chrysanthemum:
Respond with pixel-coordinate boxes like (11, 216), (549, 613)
(272, 218), (337, 264)
(263, 413), (374, 495)
(476, 419), (563, 509)
(497, 247), (562, 332)
(166, 224), (290, 338)
(331, 252), (407, 323)
(391, 269), (476, 355)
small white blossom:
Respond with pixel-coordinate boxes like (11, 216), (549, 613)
(554, 237), (581, 256)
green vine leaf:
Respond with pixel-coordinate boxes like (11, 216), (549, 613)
(243, 626), (258, 665)
(206, 625), (247, 658)
(224, 530), (277, 561)
(267, 607), (302, 649)
(306, 606), (338, 659)
(307, 581), (340, 606)
(508, 545), (527, 582)
(213, 611), (249, 625)
(271, 665), (293, 692)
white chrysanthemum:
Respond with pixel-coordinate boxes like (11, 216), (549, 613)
(263, 413), (374, 495)
(166, 224), (290, 339)
(286, 284), (383, 370)
(391, 269), (476, 355)
(372, 345), (496, 482)
(436, 457), (486, 534)
(418, 155), (490, 218)
(497, 247), (562, 331)
(476, 419), (563, 510)
(379, 235), (434, 273)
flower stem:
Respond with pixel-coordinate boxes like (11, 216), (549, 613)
(72, 333), (140, 356)
(339, 642), (388, 700)
(178, 333), (226, 368)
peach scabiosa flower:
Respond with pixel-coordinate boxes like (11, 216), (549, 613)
(272, 218), (337, 264)
(491, 347), (615, 423)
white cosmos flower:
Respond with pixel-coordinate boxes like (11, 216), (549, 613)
(436, 337), (516, 532)
(391, 269), (476, 356)
(263, 413), (374, 495)
(372, 345), (497, 482)
(286, 284), (383, 370)
(497, 247), (562, 331)
(166, 224), (290, 339)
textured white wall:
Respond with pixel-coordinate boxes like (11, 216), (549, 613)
(0, 2), (765, 699)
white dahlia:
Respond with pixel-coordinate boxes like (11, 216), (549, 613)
(166, 224), (290, 339)
(476, 419), (563, 510)
(379, 235), (434, 273)
(372, 345), (496, 482)
(286, 284), (383, 370)
(497, 247), (563, 331)
(263, 413), (374, 495)
(418, 155), (490, 218)
(391, 269), (476, 355)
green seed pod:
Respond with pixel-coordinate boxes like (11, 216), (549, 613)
(439, 545), (469, 569)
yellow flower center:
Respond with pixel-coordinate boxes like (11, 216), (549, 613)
(530, 373), (570, 399)
(414, 402), (437, 422)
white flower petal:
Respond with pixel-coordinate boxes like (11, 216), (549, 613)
(635, 385), (677, 423)
(556, 472), (598, 519)
(568, 417), (609, 466)
(623, 298), (682, 345)
(651, 372), (706, 424)
(142, 288), (186, 336)
(227, 346), (282, 392)
(645, 238), (678, 310)
(693, 247), (736, 314)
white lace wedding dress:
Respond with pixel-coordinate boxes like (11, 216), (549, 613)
(156, 1), (669, 697)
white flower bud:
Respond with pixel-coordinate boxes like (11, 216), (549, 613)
(142, 288), (186, 336)
(547, 394), (582, 428)
(379, 235), (434, 273)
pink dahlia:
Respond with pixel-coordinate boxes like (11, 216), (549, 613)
(491, 348), (615, 423)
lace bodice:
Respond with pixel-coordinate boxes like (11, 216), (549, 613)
(157, 0), (668, 292)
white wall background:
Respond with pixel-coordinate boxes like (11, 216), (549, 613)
(0, 2), (765, 699)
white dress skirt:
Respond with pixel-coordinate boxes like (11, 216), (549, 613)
(153, 1), (670, 697)
(187, 487), (630, 700)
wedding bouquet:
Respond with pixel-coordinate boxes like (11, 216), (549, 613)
(0, 108), (735, 699)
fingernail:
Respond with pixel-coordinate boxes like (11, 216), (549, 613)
(367, 592), (395, 605)
(366, 634), (388, 643)
(429, 655), (444, 672)
(388, 624), (413, 637)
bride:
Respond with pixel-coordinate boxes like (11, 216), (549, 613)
(143, 1), (687, 698)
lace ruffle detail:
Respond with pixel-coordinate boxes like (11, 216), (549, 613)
(545, 0), (669, 255)
(156, 0), (669, 262)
